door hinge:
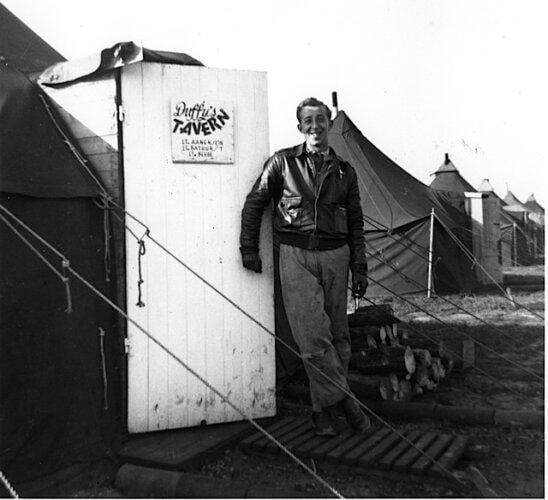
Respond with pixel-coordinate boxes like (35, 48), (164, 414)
(117, 104), (125, 122)
(124, 337), (131, 354)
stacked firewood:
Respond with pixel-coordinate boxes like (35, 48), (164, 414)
(348, 305), (458, 402)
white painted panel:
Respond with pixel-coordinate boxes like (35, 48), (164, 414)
(40, 75), (120, 199)
(42, 75), (118, 147)
(123, 63), (275, 433)
(121, 63), (151, 433)
(466, 194), (502, 285)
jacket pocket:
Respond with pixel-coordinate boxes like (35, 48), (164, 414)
(334, 205), (348, 234)
(278, 196), (303, 227)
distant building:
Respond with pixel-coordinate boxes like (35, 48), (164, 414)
(430, 154), (502, 284)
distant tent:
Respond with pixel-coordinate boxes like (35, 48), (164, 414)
(503, 190), (526, 208)
(502, 190), (531, 221)
(327, 111), (479, 296)
(0, 3), (65, 74)
(477, 179), (494, 192)
(430, 153), (476, 193)
(524, 194), (544, 215)
(0, 55), (121, 486)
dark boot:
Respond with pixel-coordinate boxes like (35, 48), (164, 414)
(322, 402), (348, 434)
(311, 411), (337, 436)
(343, 396), (371, 433)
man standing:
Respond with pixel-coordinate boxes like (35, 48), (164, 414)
(239, 97), (369, 435)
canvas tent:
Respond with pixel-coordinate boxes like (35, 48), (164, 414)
(502, 190), (544, 263)
(430, 153), (476, 193)
(327, 111), (479, 296)
(428, 156), (502, 284)
(524, 194), (544, 216)
(0, 3), (65, 74)
(0, 9), (123, 483)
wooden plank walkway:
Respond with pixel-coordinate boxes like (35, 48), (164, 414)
(242, 416), (469, 477)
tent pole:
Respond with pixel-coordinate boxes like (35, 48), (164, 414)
(512, 222), (517, 266)
(427, 208), (435, 298)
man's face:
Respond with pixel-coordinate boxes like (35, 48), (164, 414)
(298, 105), (332, 152)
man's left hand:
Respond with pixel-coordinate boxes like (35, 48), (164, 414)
(352, 273), (368, 298)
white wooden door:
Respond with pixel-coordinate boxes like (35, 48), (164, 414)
(122, 62), (275, 433)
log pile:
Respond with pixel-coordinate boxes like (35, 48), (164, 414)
(347, 304), (470, 402)
(279, 304), (474, 407)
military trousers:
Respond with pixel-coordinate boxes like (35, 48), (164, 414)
(279, 243), (351, 411)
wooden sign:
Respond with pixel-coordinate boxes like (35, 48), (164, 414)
(171, 99), (234, 163)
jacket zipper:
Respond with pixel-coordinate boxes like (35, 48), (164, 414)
(313, 162), (338, 236)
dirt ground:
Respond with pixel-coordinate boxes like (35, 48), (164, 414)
(16, 270), (544, 498)
(193, 288), (544, 498)
(198, 283), (544, 498)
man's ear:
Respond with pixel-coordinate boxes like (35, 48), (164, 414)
(328, 120), (333, 130)
(297, 122), (303, 134)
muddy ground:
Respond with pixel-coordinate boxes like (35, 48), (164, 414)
(14, 276), (544, 498)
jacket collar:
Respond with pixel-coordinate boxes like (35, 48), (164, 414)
(291, 142), (341, 163)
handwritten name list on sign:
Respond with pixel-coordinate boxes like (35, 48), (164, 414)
(171, 99), (234, 163)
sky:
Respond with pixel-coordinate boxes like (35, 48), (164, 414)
(4, 0), (547, 205)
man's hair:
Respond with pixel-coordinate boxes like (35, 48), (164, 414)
(296, 97), (332, 123)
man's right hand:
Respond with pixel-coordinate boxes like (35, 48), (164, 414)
(241, 251), (262, 273)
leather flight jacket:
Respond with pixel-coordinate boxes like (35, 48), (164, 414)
(240, 143), (367, 275)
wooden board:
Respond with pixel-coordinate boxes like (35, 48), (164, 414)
(392, 432), (438, 472)
(119, 420), (254, 470)
(242, 418), (469, 478)
(378, 430), (422, 469)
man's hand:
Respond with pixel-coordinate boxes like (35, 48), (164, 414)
(241, 250), (262, 273)
(352, 272), (368, 298)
